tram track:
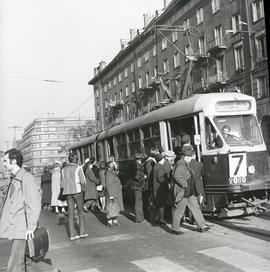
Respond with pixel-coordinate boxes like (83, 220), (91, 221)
(207, 214), (270, 240)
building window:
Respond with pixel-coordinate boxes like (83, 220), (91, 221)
(255, 76), (268, 98)
(126, 104), (130, 121)
(185, 44), (192, 62)
(154, 66), (158, 78)
(153, 44), (157, 56)
(104, 84), (107, 93)
(173, 52), (180, 68)
(211, 0), (220, 14)
(198, 36), (206, 54)
(216, 55), (226, 80)
(196, 8), (204, 25)
(234, 42), (244, 70)
(172, 31), (178, 42)
(138, 76), (142, 89)
(130, 62), (134, 73)
(137, 56), (142, 68)
(163, 59), (169, 74)
(118, 72), (122, 82)
(252, 0), (264, 22)
(124, 67), (128, 78)
(231, 13), (241, 34)
(214, 25), (223, 45)
(131, 82), (135, 93)
(161, 37), (167, 50)
(145, 72), (150, 87)
(144, 51), (149, 62)
(183, 18), (190, 28)
(109, 81), (112, 89)
(105, 99), (108, 109)
(125, 85), (129, 97)
(113, 77), (117, 86)
(32, 135), (39, 140)
(255, 33), (267, 61)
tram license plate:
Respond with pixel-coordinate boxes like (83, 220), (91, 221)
(229, 176), (247, 184)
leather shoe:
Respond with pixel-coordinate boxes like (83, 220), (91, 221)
(171, 230), (184, 235)
(198, 226), (210, 233)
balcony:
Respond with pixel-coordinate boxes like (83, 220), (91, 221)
(208, 72), (228, 89)
(109, 100), (124, 111)
(194, 50), (209, 64)
(208, 37), (227, 55)
(193, 78), (208, 93)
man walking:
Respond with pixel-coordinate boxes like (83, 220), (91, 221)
(0, 149), (41, 272)
(171, 145), (209, 234)
(61, 153), (88, 240)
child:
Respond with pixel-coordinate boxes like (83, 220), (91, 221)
(106, 196), (120, 227)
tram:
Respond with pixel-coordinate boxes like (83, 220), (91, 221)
(69, 92), (270, 217)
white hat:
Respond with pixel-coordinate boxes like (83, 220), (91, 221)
(162, 150), (175, 157)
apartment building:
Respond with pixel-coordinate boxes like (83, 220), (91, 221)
(18, 117), (96, 173)
(89, 0), (268, 146)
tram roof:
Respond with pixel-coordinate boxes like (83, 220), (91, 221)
(68, 92), (255, 149)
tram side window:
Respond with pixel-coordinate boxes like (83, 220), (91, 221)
(116, 133), (127, 160)
(205, 118), (223, 149)
(128, 129), (141, 157)
(107, 137), (115, 158)
(169, 117), (195, 151)
(142, 123), (161, 155)
(97, 141), (105, 162)
(83, 146), (89, 160)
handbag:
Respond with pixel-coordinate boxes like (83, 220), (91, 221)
(25, 226), (50, 262)
(58, 187), (66, 201)
(20, 178), (50, 262)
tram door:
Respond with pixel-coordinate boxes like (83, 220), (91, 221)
(169, 115), (198, 156)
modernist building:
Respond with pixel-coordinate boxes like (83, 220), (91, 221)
(18, 117), (96, 172)
(89, 0), (268, 149)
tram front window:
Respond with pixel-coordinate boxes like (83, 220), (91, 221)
(213, 115), (263, 146)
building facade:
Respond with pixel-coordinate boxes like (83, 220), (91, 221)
(89, 0), (268, 146)
(18, 117), (96, 173)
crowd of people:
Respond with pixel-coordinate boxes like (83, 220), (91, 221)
(0, 136), (210, 270)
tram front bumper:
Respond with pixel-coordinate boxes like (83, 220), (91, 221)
(240, 179), (270, 192)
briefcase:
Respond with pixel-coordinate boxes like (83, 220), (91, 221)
(25, 226), (50, 262)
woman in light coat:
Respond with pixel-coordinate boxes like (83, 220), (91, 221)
(51, 162), (67, 213)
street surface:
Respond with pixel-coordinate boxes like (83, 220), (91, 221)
(0, 206), (270, 272)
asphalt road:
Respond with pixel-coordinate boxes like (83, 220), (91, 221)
(1, 207), (270, 272)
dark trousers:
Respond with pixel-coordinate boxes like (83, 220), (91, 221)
(134, 189), (144, 222)
(66, 193), (86, 237)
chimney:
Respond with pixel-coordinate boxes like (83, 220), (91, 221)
(99, 61), (106, 71)
(163, 0), (167, 9)
(94, 67), (98, 76)
(130, 29), (137, 40)
(143, 14), (155, 28)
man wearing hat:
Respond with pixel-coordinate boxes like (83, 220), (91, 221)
(131, 153), (146, 223)
(171, 145), (209, 234)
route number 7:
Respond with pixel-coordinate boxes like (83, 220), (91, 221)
(229, 153), (247, 177)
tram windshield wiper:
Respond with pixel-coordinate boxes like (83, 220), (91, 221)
(226, 131), (254, 146)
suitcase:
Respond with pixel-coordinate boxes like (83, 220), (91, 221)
(25, 226), (50, 263)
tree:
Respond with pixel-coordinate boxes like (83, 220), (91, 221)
(68, 120), (97, 141)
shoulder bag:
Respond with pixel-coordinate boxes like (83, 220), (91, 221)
(19, 177), (50, 263)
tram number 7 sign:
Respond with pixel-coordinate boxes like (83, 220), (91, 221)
(228, 153), (247, 184)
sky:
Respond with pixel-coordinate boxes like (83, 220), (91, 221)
(0, 0), (168, 151)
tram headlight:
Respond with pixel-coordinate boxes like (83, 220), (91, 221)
(248, 165), (255, 174)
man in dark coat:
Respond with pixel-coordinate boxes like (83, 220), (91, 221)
(131, 153), (146, 223)
(143, 149), (157, 217)
(171, 145), (210, 234)
(153, 153), (170, 224)
(84, 158), (100, 212)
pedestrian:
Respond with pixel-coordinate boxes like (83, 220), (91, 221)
(131, 153), (146, 223)
(144, 148), (157, 217)
(61, 153), (88, 241)
(171, 145), (210, 234)
(98, 161), (107, 211)
(84, 158), (100, 212)
(105, 160), (124, 226)
(41, 166), (52, 210)
(0, 148), (41, 271)
(51, 161), (67, 214)
(153, 153), (170, 224)
(0, 150), (9, 217)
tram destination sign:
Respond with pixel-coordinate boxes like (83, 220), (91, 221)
(216, 101), (251, 112)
